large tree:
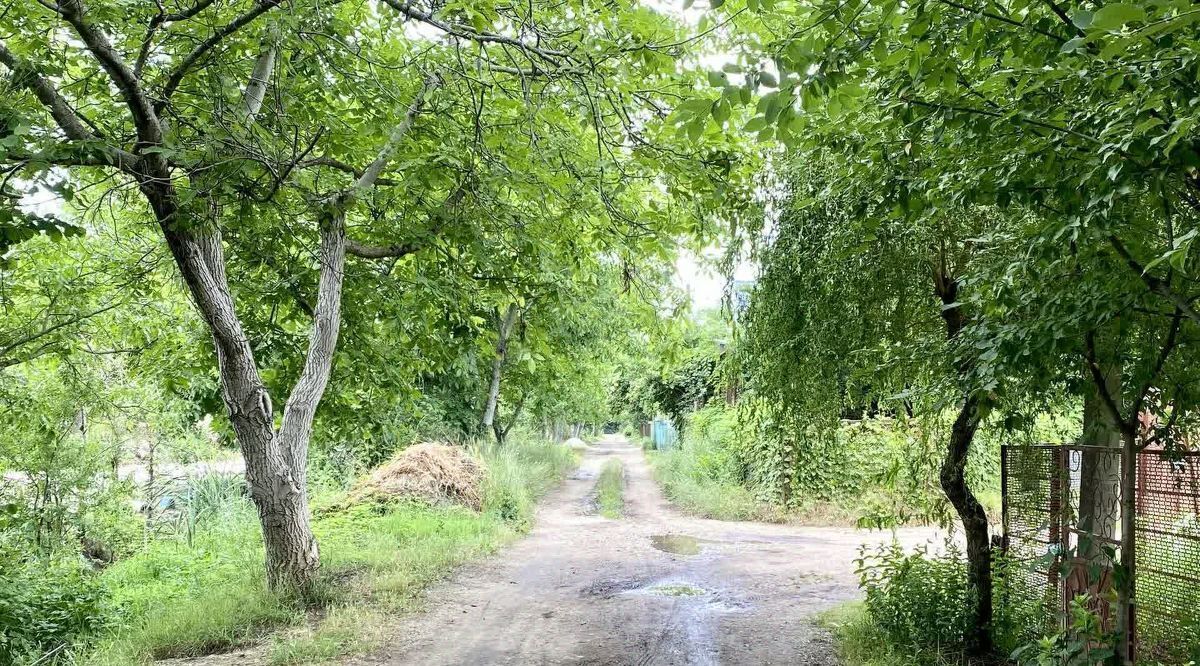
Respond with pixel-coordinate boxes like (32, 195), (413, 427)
(1, 0), (739, 589)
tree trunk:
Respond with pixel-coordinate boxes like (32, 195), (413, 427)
(941, 395), (993, 654)
(3, 12), (433, 592)
(1116, 429), (1137, 664)
(492, 393), (526, 446)
(1078, 361), (1122, 563)
(481, 303), (519, 436)
(144, 184), (337, 592)
(932, 260), (992, 655)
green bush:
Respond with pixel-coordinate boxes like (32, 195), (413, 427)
(856, 540), (973, 657)
(0, 556), (109, 664)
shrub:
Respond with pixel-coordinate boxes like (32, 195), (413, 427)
(856, 540), (973, 656)
(0, 556), (109, 664)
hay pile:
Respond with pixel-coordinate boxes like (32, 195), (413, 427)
(348, 443), (485, 511)
(564, 437), (589, 451)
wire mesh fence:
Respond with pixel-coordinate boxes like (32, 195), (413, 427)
(1134, 450), (1200, 662)
(1001, 444), (1200, 663)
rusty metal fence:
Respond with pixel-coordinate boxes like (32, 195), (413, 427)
(1001, 445), (1200, 663)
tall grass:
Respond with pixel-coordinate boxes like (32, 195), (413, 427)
(74, 437), (577, 665)
(596, 458), (625, 518)
(648, 407), (781, 522)
(651, 447), (778, 521)
(817, 603), (969, 666)
(478, 437), (578, 525)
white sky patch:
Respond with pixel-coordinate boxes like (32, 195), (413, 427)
(674, 247), (757, 312)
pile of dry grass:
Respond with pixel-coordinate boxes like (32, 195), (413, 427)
(347, 443), (485, 511)
(563, 437), (589, 451)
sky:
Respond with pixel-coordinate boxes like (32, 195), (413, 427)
(674, 248), (757, 312)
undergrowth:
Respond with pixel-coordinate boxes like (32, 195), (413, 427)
(818, 602), (984, 666)
(646, 405), (1008, 526)
(647, 406), (782, 522)
(66, 437), (576, 665)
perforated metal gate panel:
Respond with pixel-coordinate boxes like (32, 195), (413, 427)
(1002, 445), (1200, 662)
(1134, 450), (1200, 662)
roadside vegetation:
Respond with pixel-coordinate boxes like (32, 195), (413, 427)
(76, 438), (577, 665)
(595, 459), (626, 519)
(6, 0), (1200, 663)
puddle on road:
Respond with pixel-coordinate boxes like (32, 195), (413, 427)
(651, 533), (702, 555)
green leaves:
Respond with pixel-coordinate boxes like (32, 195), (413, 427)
(1086, 3), (1146, 30)
(0, 205), (84, 267)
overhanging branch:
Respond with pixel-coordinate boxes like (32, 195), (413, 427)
(0, 41), (138, 168)
(1107, 234), (1200, 327)
(56, 0), (163, 146)
(157, 0), (284, 106)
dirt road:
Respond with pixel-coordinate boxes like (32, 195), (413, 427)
(347, 437), (939, 666)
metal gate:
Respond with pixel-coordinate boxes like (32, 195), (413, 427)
(1001, 445), (1200, 663)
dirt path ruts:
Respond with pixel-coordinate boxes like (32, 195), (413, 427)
(344, 437), (940, 666)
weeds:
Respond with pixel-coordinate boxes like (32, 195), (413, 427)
(818, 603), (985, 666)
(65, 437), (576, 665)
(596, 458), (624, 518)
(646, 407), (781, 522)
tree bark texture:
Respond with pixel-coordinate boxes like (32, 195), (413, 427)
(1077, 361), (1122, 563)
(932, 261), (993, 655)
(481, 303), (519, 437)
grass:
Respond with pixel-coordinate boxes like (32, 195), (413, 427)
(596, 458), (625, 518)
(818, 602), (1012, 666)
(648, 448), (782, 522)
(78, 437), (577, 665)
(817, 603), (979, 666)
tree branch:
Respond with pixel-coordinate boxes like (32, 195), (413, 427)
(1107, 234), (1200, 327)
(240, 47), (276, 121)
(933, 0), (1066, 41)
(378, 0), (571, 64)
(297, 156), (406, 186)
(345, 180), (467, 259)
(275, 207), (347, 467)
(1040, 0), (1085, 37)
(1130, 308), (1183, 419)
(0, 301), (122, 366)
(135, 0), (220, 76)
(275, 71), (440, 462)
(56, 0), (163, 147)
(1084, 329), (1132, 436)
(0, 41), (138, 168)
(348, 73), (439, 197)
(345, 237), (423, 259)
(157, 0), (284, 106)
(1, 42), (92, 142)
